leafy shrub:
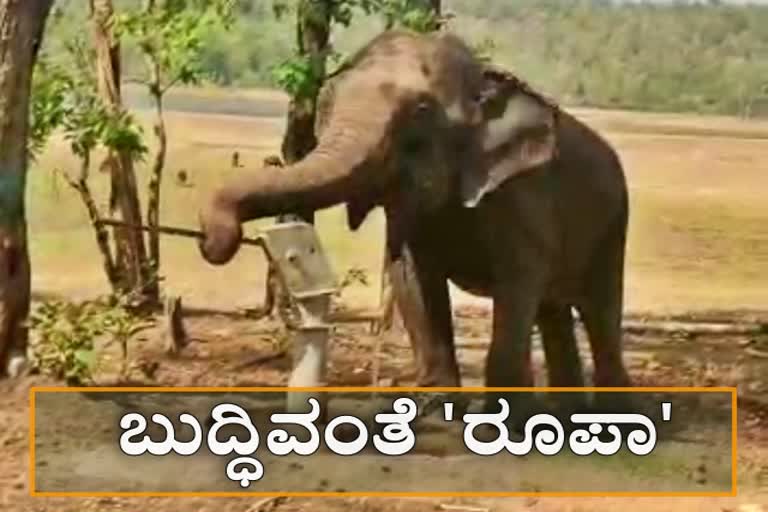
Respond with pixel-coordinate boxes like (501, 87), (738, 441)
(28, 296), (154, 385)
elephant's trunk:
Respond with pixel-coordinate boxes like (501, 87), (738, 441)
(199, 97), (394, 265)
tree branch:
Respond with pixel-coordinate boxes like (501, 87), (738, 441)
(54, 158), (119, 288)
(143, 45), (166, 274)
(160, 74), (183, 95)
(122, 76), (150, 86)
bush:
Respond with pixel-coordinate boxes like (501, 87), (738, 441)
(28, 296), (154, 385)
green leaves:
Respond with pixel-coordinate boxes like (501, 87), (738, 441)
(377, 0), (441, 32)
(31, 36), (149, 163)
(103, 112), (149, 160)
(270, 0), (441, 98)
(273, 55), (325, 99)
(329, 2), (355, 27)
(115, 0), (235, 91)
(272, 0), (293, 20)
(347, 0), (441, 32)
(30, 0), (236, 164)
(74, 348), (97, 369)
(28, 58), (70, 160)
(28, 299), (108, 385)
(29, 295), (155, 385)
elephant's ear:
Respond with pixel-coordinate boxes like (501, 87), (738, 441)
(461, 68), (558, 208)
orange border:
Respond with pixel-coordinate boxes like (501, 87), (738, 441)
(29, 386), (738, 498)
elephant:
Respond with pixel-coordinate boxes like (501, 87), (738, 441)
(198, 29), (632, 414)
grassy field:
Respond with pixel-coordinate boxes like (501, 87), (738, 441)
(11, 87), (768, 512)
(26, 86), (768, 315)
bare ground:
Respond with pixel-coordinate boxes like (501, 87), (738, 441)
(2, 307), (768, 511)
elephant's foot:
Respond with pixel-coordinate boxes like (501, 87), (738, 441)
(584, 391), (649, 443)
(400, 362), (462, 423)
(414, 367), (461, 388)
(405, 360), (465, 424)
(592, 363), (632, 388)
(546, 391), (590, 420)
(414, 392), (470, 418)
(482, 391), (544, 435)
(589, 385), (641, 422)
(590, 366), (634, 411)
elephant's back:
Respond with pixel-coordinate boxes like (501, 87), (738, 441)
(546, 110), (630, 284)
(554, 111), (628, 205)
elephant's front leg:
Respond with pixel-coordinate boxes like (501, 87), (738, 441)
(388, 242), (459, 388)
(486, 279), (543, 388)
(484, 272), (547, 422)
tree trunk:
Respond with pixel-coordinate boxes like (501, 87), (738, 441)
(280, 0), (331, 170)
(89, 0), (155, 304)
(278, 0), (332, 226)
(265, 0), (332, 318)
(0, 0), (55, 377)
(143, 0), (165, 289)
(376, 0), (441, 334)
(145, 59), (166, 291)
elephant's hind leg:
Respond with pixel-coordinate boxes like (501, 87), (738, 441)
(536, 303), (584, 387)
(537, 303), (588, 416)
(576, 222), (631, 390)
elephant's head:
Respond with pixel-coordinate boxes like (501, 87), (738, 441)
(199, 30), (559, 265)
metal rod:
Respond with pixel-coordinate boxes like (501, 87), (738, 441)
(95, 219), (264, 247)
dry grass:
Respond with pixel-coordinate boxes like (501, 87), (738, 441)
(27, 89), (768, 315)
(608, 128), (768, 312)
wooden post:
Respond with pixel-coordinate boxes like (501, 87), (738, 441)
(163, 294), (188, 356)
(280, 0), (332, 169)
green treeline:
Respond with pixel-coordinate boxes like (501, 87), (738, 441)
(45, 0), (768, 116)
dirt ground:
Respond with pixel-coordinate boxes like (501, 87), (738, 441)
(3, 307), (768, 511)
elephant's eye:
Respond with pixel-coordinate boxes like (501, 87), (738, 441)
(412, 94), (438, 118)
(401, 97), (437, 155)
(415, 101), (432, 114)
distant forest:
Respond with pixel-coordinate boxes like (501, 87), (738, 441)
(44, 0), (768, 116)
